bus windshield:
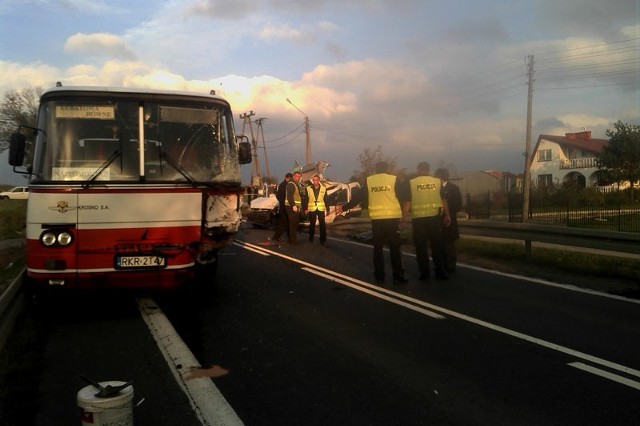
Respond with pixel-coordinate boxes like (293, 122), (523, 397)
(33, 95), (241, 184)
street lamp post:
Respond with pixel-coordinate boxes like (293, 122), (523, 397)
(286, 98), (311, 164)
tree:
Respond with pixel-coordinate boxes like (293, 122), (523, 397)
(0, 86), (41, 152)
(597, 120), (640, 202)
(350, 145), (397, 184)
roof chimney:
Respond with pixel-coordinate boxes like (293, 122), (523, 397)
(576, 130), (592, 140)
(565, 132), (575, 140)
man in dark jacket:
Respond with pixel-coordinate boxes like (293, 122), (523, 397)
(284, 171), (303, 245)
(271, 173), (293, 242)
(435, 168), (462, 273)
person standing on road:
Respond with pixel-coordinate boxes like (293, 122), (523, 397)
(435, 167), (462, 273)
(338, 161), (408, 285)
(401, 162), (451, 281)
(304, 174), (328, 246)
(271, 173), (293, 243)
(284, 171), (303, 245)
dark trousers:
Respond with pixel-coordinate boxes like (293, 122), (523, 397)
(443, 241), (457, 272)
(442, 218), (459, 272)
(411, 215), (446, 276)
(285, 206), (300, 244)
(371, 219), (404, 280)
(308, 210), (326, 243)
(272, 207), (288, 241)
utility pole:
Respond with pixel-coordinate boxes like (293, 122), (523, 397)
(240, 111), (261, 186)
(256, 117), (271, 183)
(286, 98), (311, 164)
(522, 54), (535, 224)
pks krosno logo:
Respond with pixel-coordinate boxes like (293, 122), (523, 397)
(50, 200), (76, 213)
(48, 201), (108, 213)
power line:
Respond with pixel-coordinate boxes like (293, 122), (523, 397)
(462, 37), (639, 101)
(537, 81), (638, 91)
(264, 122), (305, 143)
(535, 36), (640, 60)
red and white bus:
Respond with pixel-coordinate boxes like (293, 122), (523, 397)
(8, 85), (251, 290)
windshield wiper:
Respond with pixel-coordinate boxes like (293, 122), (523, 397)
(160, 151), (199, 186)
(83, 150), (122, 188)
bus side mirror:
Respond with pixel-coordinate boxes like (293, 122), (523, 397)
(8, 132), (26, 167)
(237, 135), (252, 164)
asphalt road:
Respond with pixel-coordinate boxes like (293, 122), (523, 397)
(1, 224), (639, 425)
(162, 225), (640, 425)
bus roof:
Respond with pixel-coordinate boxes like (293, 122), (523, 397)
(41, 85), (229, 103)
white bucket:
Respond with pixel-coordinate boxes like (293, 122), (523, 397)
(77, 381), (134, 426)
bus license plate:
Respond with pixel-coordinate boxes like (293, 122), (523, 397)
(116, 255), (166, 269)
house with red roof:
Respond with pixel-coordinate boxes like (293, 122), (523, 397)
(530, 130), (608, 189)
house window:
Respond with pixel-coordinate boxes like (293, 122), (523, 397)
(538, 174), (553, 187)
(538, 149), (552, 161)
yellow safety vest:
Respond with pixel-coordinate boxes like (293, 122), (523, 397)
(284, 181), (302, 206)
(367, 173), (402, 219)
(306, 184), (326, 212)
(409, 175), (442, 218)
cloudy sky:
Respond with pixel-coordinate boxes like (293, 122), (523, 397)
(0, 0), (638, 185)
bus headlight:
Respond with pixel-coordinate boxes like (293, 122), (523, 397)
(41, 232), (57, 246)
(40, 229), (74, 247)
(57, 232), (73, 246)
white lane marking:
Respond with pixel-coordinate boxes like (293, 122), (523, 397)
(138, 298), (244, 426)
(302, 267), (445, 319)
(568, 362), (640, 391)
(237, 239), (640, 382)
(239, 245), (272, 256)
(425, 301), (640, 379)
(459, 263), (640, 305)
(237, 241), (446, 318)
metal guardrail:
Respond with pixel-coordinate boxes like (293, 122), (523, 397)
(458, 220), (640, 255)
(329, 217), (640, 256)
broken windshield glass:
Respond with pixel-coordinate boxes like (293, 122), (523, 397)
(34, 98), (241, 184)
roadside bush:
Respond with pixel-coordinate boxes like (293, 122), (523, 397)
(0, 200), (27, 240)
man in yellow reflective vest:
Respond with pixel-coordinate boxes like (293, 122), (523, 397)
(284, 171), (303, 245)
(339, 161), (409, 285)
(304, 174), (328, 246)
(401, 162), (451, 280)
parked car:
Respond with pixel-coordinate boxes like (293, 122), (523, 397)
(0, 186), (29, 200)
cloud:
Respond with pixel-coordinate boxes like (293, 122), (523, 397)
(0, 30), (633, 179)
(533, 114), (618, 146)
(260, 23), (313, 43)
(621, 24), (640, 39)
(325, 41), (347, 59)
(442, 17), (510, 44)
(209, 74), (357, 119)
(302, 59), (430, 100)
(182, 0), (256, 20)
(557, 113), (616, 133)
(260, 21), (338, 43)
(64, 33), (137, 60)
(59, 0), (113, 14)
(0, 61), (61, 93)
(536, 117), (565, 131)
(318, 21), (338, 32)
(535, 0), (638, 37)
(266, 0), (420, 14)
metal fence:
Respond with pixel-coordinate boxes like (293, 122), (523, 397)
(464, 190), (640, 233)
